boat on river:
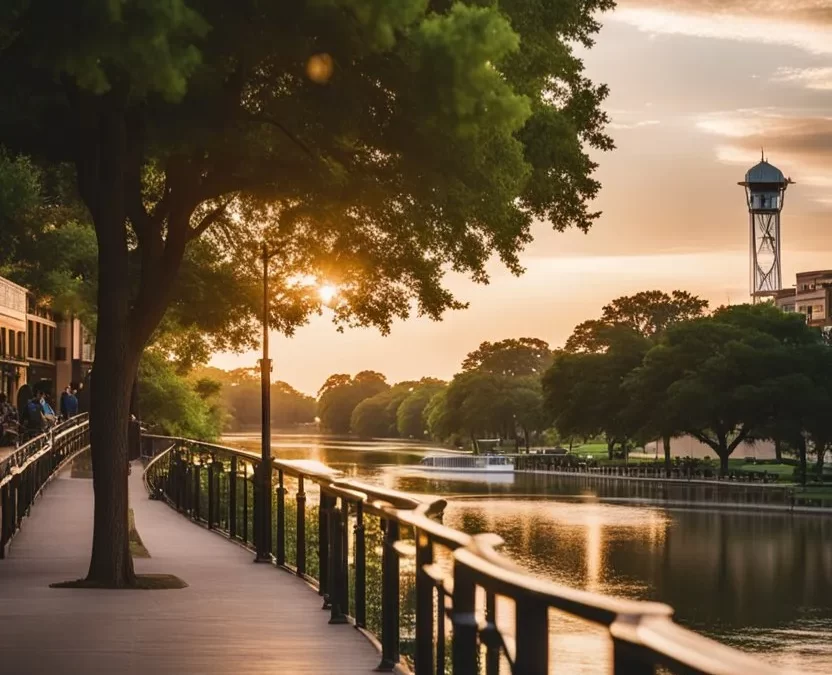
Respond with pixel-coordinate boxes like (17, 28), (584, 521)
(418, 454), (515, 473)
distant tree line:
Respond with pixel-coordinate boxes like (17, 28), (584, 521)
(316, 338), (552, 449)
(314, 290), (832, 483)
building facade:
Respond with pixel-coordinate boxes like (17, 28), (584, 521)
(775, 270), (832, 328)
(0, 273), (94, 406)
(0, 277), (29, 399)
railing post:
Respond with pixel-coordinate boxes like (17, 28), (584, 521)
(328, 497), (348, 624)
(340, 498), (349, 618)
(513, 598), (548, 675)
(229, 456), (238, 539)
(612, 633), (655, 675)
(354, 501), (366, 628)
(414, 529), (434, 675)
(296, 475), (306, 576)
(451, 560), (478, 675)
(320, 492), (331, 607)
(242, 465), (249, 544)
(275, 470), (285, 565)
(377, 518), (400, 671)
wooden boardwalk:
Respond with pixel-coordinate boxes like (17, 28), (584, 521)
(0, 462), (379, 674)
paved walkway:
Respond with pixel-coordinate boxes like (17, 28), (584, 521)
(0, 462), (379, 674)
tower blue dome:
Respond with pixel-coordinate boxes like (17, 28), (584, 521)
(744, 159), (786, 184)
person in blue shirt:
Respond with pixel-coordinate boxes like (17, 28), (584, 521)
(60, 386), (79, 419)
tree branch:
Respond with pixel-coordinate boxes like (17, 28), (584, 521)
(188, 197), (234, 241)
(248, 112), (317, 161)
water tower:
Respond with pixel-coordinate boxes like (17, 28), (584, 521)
(739, 153), (793, 301)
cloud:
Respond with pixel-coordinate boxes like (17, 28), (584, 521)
(697, 109), (832, 189)
(613, 1), (832, 54)
(608, 119), (661, 130)
(773, 66), (832, 90)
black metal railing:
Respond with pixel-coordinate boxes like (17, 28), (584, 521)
(142, 435), (781, 675)
(0, 414), (90, 557)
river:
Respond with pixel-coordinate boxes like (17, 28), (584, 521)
(224, 432), (832, 674)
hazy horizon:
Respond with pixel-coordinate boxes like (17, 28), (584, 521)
(211, 1), (832, 397)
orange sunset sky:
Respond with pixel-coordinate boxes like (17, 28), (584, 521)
(211, 0), (832, 396)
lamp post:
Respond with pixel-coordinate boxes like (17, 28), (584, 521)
(255, 242), (273, 562)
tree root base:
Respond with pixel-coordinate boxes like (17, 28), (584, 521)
(50, 574), (187, 590)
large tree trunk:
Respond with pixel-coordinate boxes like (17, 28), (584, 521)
(774, 436), (782, 462)
(75, 92), (138, 587)
(662, 435), (671, 477)
(816, 443), (826, 476)
(606, 438), (614, 460)
(87, 337), (138, 586)
(71, 92), (195, 586)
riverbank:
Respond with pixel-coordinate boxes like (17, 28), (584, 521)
(513, 469), (832, 513)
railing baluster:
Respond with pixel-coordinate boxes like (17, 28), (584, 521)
(484, 591), (499, 675)
(354, 500), (366, 628)
(296, 476), (306, 576)
(207, 460), (215, 529)
(612, 624), (655, 675)
(435, 585), (446, 675)
(320, 492), (331, 607)
(340, 499), (349, 618)
(415, 529), (434, 675)
(229, 456), (237, 539)
(242, 464), (249, 544)
(276, 469), (285, 565)
(378, 518), (400, 671)
(193, 462), (201, 522)
(451, 561), (478, 675)
(328, 497), (348, 624)
(513, 598), (548, 675)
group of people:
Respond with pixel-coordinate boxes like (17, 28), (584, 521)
(0, 385), (80, 446)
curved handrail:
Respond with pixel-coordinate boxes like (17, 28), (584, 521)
(141, 435), (787, 675)
(0, 414), (89, 486)
(0, 414), (90, 555)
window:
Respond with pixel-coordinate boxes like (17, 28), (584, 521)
(0, 327), (5, 357)
(17, 332), (23, 357)
(27, 321), (33, 357)
(35, 322), (41, 359)
(8, 330), (14, 358)
(48, 327), (54, 361)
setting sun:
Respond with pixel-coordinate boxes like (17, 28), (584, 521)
(318, 284), (337, 304)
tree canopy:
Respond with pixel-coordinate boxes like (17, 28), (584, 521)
(626, 304), (825, 472)
(317, 371), (389, 434)
(565, 290), (708, 353)
(461, 337), (553, 376)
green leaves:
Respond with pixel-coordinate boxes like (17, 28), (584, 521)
(37, 0), (208, 100)
(410, 4), (530, 136)
(312, 0), (428, 51)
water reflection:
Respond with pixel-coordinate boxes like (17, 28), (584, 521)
(226, 433), (832, 674)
